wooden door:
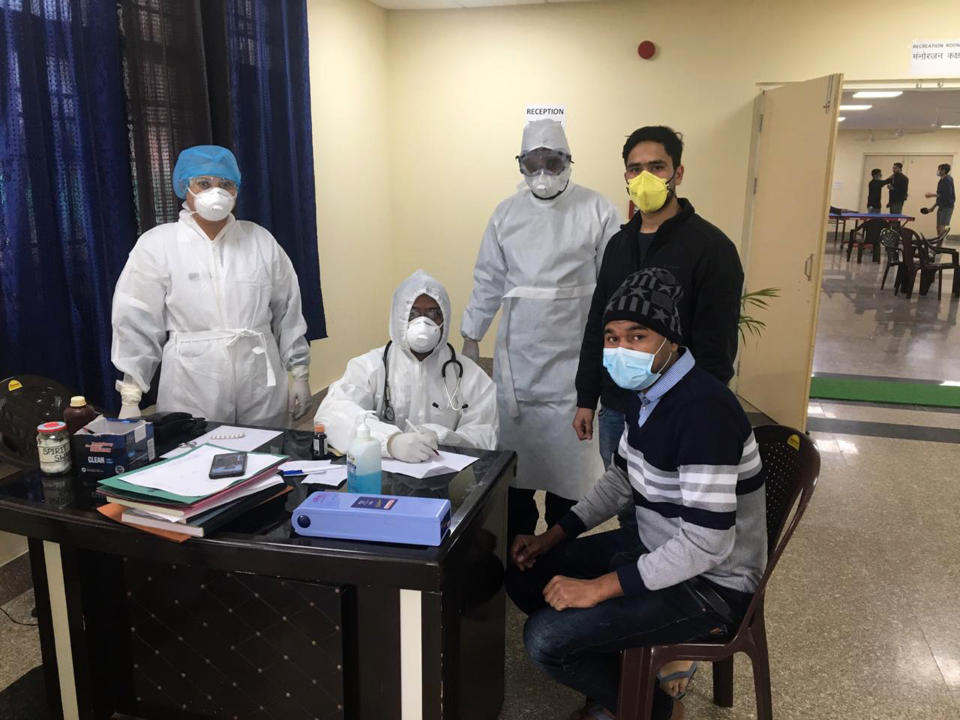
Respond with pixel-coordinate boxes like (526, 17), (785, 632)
(738, 74), (842, 430)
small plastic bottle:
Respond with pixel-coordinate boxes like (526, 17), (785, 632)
(312, 421), (328, 460)
(63, 396), (98, 434)
(346, 418), (382, 494)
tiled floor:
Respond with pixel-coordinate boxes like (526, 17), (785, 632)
(814, 236), (960, 381)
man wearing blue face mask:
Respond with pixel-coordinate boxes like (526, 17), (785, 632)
(507, 268), (765, 720)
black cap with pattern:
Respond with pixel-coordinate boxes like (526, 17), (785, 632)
(603, 267), (684, 343)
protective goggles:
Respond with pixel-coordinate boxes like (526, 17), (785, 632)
(189, 176), (239, 193)
(516, 148), (572, 176)
(409, 306), (444, 323)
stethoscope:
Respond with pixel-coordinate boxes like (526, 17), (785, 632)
(381, 340), (467, 423)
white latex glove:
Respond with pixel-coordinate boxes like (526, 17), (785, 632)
(462, 337), (480, 364)
(288, 367), (312, 420)
(387, 431), (439, 463)
(115, 379), (142, 419)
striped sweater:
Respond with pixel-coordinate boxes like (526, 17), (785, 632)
(558, 350), (767, 596)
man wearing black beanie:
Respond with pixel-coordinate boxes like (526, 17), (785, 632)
(507, 268), (766, 720)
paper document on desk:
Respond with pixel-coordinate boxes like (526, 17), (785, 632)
(162, 425), (284, 458)
(301, 467), (348, 487)
(118, 443), (286, 496)
(381, 450), (479, 479)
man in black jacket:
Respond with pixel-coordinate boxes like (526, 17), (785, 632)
(572, 126), (744, 478)
(886, 162), (909, 215)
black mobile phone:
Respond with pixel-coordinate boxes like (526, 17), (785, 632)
(209, 452), (247, 480)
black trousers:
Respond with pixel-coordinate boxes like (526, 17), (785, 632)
(507, 487), (576, 546)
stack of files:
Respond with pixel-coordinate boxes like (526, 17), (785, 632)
(98, 443), (289, 538)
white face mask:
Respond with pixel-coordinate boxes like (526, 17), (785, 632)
(525, 165), (572, 199)
(190, 187), (236, 222)
(406, 317), (442, 353)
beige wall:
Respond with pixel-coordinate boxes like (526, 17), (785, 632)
(832, 128), (960, 211)
(306, 0), (395, 390)
(308, 0), (960, 362)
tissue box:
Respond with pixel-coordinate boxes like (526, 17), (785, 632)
(71, 416), (156, 478)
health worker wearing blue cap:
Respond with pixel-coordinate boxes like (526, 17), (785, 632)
(110, 145), (312, 427)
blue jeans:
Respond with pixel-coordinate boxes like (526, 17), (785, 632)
(597, 406), (625, 469)
(597, 406), (637, 533)
(512, 530), (740, 719)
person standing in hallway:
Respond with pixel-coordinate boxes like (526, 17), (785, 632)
(886, 162), (909, 215)
(925, 163), (955, 237)
(573, 126), (743, 478)
(866, 168), (888, 214)
(461, 118), (622, 543)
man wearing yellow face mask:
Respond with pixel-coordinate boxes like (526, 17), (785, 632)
(573, 125), (744, 482)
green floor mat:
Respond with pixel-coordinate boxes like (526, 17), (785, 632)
(809, 377), (960, 408)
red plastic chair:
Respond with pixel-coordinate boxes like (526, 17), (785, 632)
(617, 425), (821, 720)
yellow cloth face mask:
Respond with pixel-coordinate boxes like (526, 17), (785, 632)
(627, 170), (671, 214)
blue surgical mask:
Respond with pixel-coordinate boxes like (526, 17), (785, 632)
(603, 338), (669, 391)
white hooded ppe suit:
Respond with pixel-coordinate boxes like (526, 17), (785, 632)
(111, 209), (310, 426)
(316, 270), (498, 455)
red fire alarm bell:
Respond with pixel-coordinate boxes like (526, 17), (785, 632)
(637, 41), (656, 60)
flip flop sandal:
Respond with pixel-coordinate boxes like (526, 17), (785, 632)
(656, 661), (699, 700)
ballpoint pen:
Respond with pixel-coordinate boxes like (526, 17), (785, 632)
(405, 419), (440, 456)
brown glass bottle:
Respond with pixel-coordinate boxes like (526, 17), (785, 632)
(63, 396), (98, 434)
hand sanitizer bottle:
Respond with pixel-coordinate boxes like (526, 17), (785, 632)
(347, 416), (382, 494)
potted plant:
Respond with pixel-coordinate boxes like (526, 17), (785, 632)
(739, 288), (780, 342)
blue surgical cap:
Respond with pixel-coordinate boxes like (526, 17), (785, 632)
(172, 145), (242, 199)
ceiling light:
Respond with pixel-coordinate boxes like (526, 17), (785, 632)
(941, 124), (960, 129)
(852, 91), (903, 99)
(837, 117), (846, 122)
(839, 104), (872, 111)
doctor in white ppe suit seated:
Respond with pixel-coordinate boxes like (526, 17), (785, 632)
(315, 270), (498, 463)
(111, 145), (313, 427)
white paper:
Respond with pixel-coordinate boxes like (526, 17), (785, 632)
(162, 425), (284, 458)
(300, 467), (349, 487)
(121, 444), (285, 497)
(380, 450), (479, 479)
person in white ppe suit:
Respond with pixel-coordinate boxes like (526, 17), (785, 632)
(316, 270), (497, 462)
(461, 119), (622, 541)
(111, 145), (312, 427)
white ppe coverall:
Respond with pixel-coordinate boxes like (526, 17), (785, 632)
(111, 210), (310, 427)
(315, 270), (498, 455)
(462, 185), (621, 500)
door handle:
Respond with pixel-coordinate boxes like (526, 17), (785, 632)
(803, 253), (814, 281)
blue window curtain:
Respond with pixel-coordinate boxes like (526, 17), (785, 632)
(0, 0), (136, 407)
(223, 0), (326, 341)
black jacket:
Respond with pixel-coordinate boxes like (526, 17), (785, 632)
(575, 198), (743, 413)
(887, 173), (909, 203)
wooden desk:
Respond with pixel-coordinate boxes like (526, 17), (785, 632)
(0, 427), (515, 720)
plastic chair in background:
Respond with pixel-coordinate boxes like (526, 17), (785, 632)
(846, 218), (884, 263)
(879, 226), (903, 291)
(616, 426), (821, 720)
